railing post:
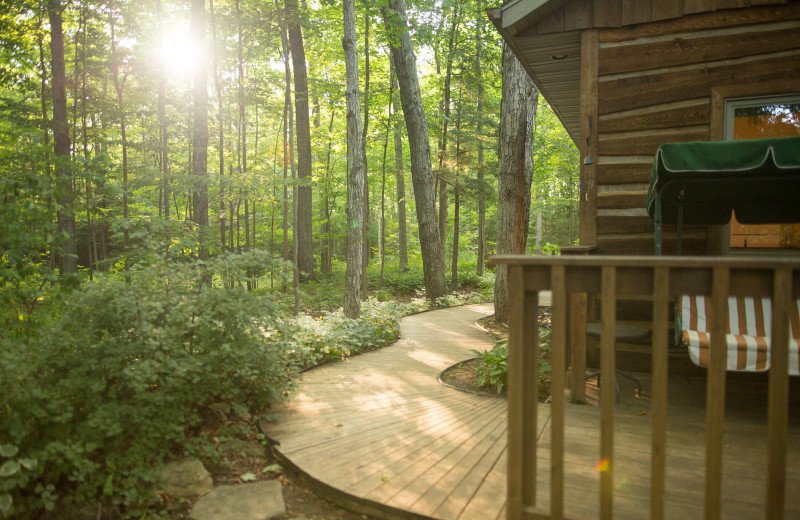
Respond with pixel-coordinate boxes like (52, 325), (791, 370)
(507, 264), (539, 519)
(600, 266), (616, 520)
(766, 267), (791, 519)
(651, 266), (670, 520)
(550, 265), (567, 519)
(705, 267), (729, 520)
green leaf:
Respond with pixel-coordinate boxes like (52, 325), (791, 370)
(0, 445), (17, 458)
(0, 493), (12, 514)
(240, 472), (257, 482)
(262, 464), (281, 473)
(19, 458), (37, 471)
(0, 461), (20, 477)
(102, 473), (114, 496)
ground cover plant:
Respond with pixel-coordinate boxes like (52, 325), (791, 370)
(469, 312), (552, 399)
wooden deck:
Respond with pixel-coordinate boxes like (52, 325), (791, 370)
(263, 304), (800, 520)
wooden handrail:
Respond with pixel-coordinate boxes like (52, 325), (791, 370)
(494, 255), (799, 520)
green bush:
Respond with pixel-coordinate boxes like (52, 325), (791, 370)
(472, 340), (509, 394)
(0, 253), (294, 517)
(472, 323), (552, 396)
(285, 298), (404, 371)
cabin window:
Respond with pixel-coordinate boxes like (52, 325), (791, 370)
(724, 95), (800, 251)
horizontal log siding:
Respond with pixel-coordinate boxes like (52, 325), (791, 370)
(592, 11), (800, 257)
(527, 0), (794, 36)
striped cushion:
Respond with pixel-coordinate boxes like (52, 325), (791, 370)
(679, 295), (800, 375)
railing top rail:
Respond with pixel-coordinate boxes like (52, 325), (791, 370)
(492, 255), (800, 298)
(490, 254), (800, 270)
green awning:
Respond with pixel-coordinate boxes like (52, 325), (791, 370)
(647, 136), (800, 225)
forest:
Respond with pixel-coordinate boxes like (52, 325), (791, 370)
(0, 0), (578, 517)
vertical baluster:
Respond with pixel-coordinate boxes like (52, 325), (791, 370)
(705, 267), (729, 520)
(766, 267), (791, 519)
(507, 264), (539, 518)
(650, 267), (670, 520)
(550, 265), (567, 519)
(600, 266), (616, 520)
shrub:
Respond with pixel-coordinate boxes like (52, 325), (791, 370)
(0, 253), (294, 517)
(471, 322), (552, 396)
(472, 339), (509, 394)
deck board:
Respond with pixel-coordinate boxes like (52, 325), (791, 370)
(263, 303), (800, 520)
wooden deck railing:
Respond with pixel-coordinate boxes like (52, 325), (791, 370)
(493, 255), (800, 520)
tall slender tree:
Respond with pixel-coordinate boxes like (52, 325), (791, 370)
(437, 3), (462, 250)
(381, 0), (446, 301)
(287, 0), (313, 280)
(392, 72), (408, 271)
(475, 0), (486, 276)
(209, 0), (225, 251)
(361, 2), (371, 297)
(191, 0), (209, 237)
(110, 12), (130, 279)
(48, 0), (76, 274)
(342, 0), (365, 318)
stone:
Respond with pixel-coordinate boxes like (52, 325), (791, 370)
(160, 458), (213, 500)
(189, 481), (285, 520)
(219, 438), (265, 458)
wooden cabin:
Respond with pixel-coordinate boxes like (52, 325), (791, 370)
(490, 0), (800, 370)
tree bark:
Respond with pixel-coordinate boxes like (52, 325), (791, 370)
(342, 0), (365, 318)
(279, 5), (291, 292)
(382, 0), (446, 301)
(524, 79), (540, 248)
(361, 4), (371, 298)
(48, 0), (76, 275)
(494, 45), (535, 323)
(210, 0), (224, 251)
(191, 0), (209, 236)
(111, 14), (130, 280)
(235, 0), (250, 279)
(392, 72), (407, 271)
(474, 0), (485, 276)
(287, 0), (314, 281)
(437, 4), (461, 250)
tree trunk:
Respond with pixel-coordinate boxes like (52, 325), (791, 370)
(494, 45), (535, 324)
(191, 0), (209, 236)
(475, 0), (485, 276)
(287, 0), (314, 281)
(437, 5), (461, 251)
(342, 0), (365, 318)
(361, 5), (371, 298)
(392, 72), (407, 271)
(524, 80), (540, 247)
(381, 0), (446, 301)
(321, 110), (335, 276)
(48, 0), (76, 275)
(210, 0), (224, 252)
(235, 0), (250, 281)
(451, 83), (462, 292)
(379, 71), (395, 290)
(111, 15), (130, 279)
(279, 5), (291, 292)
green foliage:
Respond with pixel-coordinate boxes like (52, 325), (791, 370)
(471, 321), (553, 396)
(472, 339), (508, 394)
(0, 252), (295, 516)
(380, 264), (426, 294)
(285, 298), (405, 371)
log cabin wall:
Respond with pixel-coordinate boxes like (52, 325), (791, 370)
(593, 3), (800, 257)
(523, 0), (800, 369)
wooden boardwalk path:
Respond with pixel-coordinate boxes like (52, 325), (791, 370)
(263, 303), (800, 520)
(264, 304), (514, 519)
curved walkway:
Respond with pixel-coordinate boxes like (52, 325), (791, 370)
(263, 304), (511, 520)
